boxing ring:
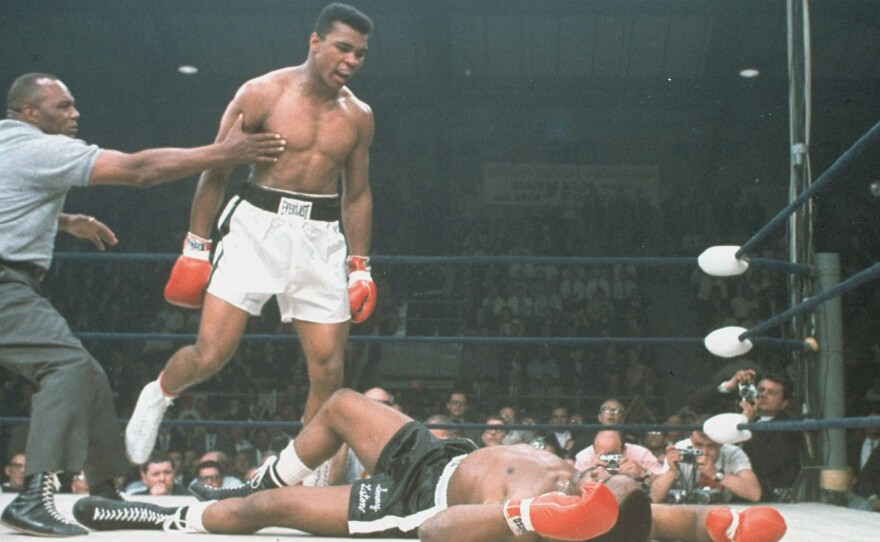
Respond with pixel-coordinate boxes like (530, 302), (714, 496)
(0, 494), (875, 542)
(5, 153), (880, 540)
(4, 3), (880, 541)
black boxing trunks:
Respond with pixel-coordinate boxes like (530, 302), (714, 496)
(347, 421), (478, 538)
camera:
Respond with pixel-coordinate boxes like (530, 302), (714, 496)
(738, 381), (758, 403)
(674, 447), (703, 464)
(598, 453), (624, 473)
(665, 488), (723, 505)
(664, 489), (689, 505)
(528, 438), (548, 451)
(692, 488), (723, 505)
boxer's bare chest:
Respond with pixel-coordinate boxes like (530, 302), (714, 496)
(252, 91), (360, 193)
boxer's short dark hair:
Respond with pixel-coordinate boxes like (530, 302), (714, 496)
(590, 477), (652, 542)
(315, 3), (373, 37)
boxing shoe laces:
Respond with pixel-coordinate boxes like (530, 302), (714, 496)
(0, 471), (88, 537)
(36, 473), (70, 525)
(125, 380), (174, 464)
(189, 455), (283, 501)
(72, 497), (194, 533)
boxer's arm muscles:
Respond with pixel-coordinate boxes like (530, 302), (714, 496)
(189, 80), (273, 237)
(648, 504), (711, 542)
(340, 104), (374, 256)
(189, 162), (235, 237)
(189, 102), (246, 237)
(719, 469), (762, 502)
(418, 505), (537, 542)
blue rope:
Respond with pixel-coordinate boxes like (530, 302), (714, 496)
(73, 331), (808, 352)
(749, 258), (812, 275)
(74, 331), (704, 346)
(56, 252), (176, 262)
(54, 253), (697, 266)
(53, 252), (810, 274)
(740, 261), (880, 340)
(736, 118), (880, 259)
(736, 416), (880, 432)
(1, 416), (878, 433)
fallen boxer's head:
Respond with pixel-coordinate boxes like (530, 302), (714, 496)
(588, 474), (652, 542)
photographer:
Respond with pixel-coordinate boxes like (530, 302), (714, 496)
(719, 371), (803, 502)
(574, 430), (663, 485)
(687, 364), (760, 415)
(650, 421), (762, 504)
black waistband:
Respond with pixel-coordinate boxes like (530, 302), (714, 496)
(239, 183), (340, 222)
(0, 258), (46, 282)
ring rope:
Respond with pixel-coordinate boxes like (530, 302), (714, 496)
(736, 117), (880, 259)
(73, 331), (810, 353)
(1, 416), (879, 432)
(739, 260), (880, 341)
(54, 252), (811, 274)
(55, 249), (815, 356)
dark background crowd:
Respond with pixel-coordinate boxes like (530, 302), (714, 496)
(3, 0), (880, 509)
(2, 180), (879, 500)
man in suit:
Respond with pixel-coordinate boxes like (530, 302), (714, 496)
(543, 405), (574, 459)
(848, 409), (880, 511)
(848, 408), (880, 478)
(686, 362), (763, 416)
(193, 424), (235, 458)
(128, 452), (189, 496)
(444, 390), (482, 443)
(713, 371), (803, 502)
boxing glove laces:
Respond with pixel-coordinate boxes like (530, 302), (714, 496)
(503, 481), (618, 541)
(706, 506), (787, 542)
(164, 232), (212, 309)
(347, 255), (377, 323)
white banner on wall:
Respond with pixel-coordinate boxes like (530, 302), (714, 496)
(483, 163), (659, 206)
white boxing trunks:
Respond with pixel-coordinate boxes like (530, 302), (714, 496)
(207, 183), (349, 323)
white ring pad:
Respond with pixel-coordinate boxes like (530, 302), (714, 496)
(703, 413), (752, 444)
(704, 326), (753, 358)
(698, 246), (750, 276)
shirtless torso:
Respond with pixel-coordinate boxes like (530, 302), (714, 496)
(237, 66), (372, 194)
(189, 20), (374, 254)
(448, 444), (581, 506)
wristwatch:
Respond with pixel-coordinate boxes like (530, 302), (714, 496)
(714, 471), (726, 482)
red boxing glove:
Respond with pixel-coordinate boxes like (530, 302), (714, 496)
(503, 482), (618, 541)
(347, 256), (376, 323)
(163, 233), (212, 309)
(706, 506), (787, 542)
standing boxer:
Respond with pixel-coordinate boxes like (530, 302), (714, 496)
(126, 2), (377, 466)
(75, 389), (787, 542)
(0, 72), (284, 536)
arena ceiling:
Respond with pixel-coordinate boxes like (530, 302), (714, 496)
(2, 0), (879, 102)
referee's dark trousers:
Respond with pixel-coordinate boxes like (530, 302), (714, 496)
(0, 264), (129, 485)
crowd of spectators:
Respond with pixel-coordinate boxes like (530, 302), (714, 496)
(2, 182), (879, 514)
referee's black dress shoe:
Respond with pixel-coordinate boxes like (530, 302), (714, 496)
(0, 472), (88, 536)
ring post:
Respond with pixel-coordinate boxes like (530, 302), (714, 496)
(815, 252), (847, 504)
